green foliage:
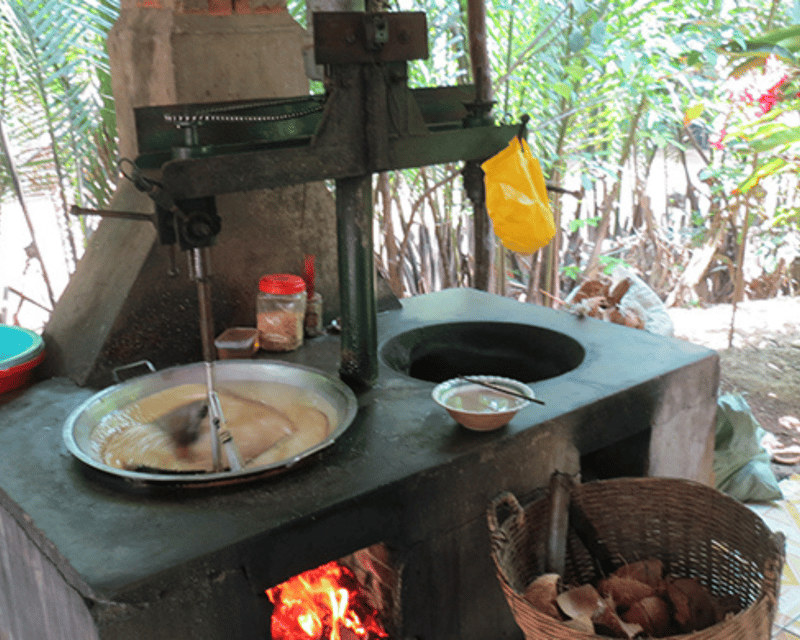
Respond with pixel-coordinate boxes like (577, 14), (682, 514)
(3, 0), (794, 306)
(0, 0), (119, 214)
(560, 263), (581, 280)
(568, 216), (601, 234)
(598, 254), (631, 275)
(773, 205), (800, 229)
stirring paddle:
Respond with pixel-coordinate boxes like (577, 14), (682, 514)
(457, 376), (545, 405)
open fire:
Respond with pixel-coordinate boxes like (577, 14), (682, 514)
(266, 561), (389, 640)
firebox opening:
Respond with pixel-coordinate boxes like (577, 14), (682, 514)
(581, 429), (652, 481)
(265, 544), (399, 640)
(380, 321), (585, 383)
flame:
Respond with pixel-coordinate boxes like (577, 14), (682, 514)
(266, 561), (388, 640)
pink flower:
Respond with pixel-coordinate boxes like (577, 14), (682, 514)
(711, 128), (727, 150)
(757, 74), (790, 115)
(758, 92), (779, 114)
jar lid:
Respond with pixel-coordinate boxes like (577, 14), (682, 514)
(259, 274), (307, 295)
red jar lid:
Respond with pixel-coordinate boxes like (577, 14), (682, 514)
(259, 274), (307, 295)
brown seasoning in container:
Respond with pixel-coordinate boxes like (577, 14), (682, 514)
(257, 274), (307, 352)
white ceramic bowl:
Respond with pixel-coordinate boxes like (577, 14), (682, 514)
(431, 376), (535, 431)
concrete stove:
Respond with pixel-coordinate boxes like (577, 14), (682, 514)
(0, 289), (718, 640)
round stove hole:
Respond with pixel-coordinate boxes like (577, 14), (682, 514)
(380, 322), (585, 383)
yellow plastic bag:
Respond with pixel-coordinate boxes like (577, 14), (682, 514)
(481, 136), (555, 254)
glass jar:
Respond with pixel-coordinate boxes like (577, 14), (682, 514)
(257, 274), (307, 352)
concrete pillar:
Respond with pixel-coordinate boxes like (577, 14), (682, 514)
(44, 0), (340, 386)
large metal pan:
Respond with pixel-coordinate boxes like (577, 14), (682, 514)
(63, 360), (358, 487)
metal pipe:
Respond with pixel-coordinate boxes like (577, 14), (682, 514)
(69, 205), (154, 223)
(336, 174), (378, 389)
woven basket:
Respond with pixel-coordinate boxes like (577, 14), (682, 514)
(487, 477), (785, 640)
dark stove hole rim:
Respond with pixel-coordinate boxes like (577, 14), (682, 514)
(379, 321), (586, 385)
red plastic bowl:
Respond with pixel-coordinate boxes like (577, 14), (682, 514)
(0, 350), (46, 394)
(0, 325), (45, 394)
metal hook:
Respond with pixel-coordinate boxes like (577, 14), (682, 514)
(118, 158), (160, 193)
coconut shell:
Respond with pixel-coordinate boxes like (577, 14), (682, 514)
(667, 577), (717, 632)
(598, 575), (656, 608)
(593, 596), (643, 639)
(523, 573), (562, 620)
(622, 596), (672, 637)
(556, 583), (605, 621)
(607, 278), (632, 306)
(562, 616), (595, 633)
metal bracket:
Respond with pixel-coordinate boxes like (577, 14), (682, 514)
(313, 12), (428, 64)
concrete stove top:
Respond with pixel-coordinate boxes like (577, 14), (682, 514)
(0, 289), (718, 640)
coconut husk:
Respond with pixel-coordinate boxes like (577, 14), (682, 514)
(713, 593), (743, 623)
(598, 575), (656, 608)
(612, 558), (665, 591)
(572, 277), (611, 303)
(667, 577), (717, 632)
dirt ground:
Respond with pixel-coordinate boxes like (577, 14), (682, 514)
(668, 297), (800, 481)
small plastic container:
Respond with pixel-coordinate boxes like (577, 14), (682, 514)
(257, 274), (307, 352)
(214, 327), (259, 360)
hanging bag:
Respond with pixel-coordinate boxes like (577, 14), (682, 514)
(481, 136), (556, 254)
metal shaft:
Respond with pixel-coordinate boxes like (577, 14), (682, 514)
(189, 247), (216, 363)
(204, 362), (223, 471)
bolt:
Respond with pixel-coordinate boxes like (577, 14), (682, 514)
(398, 30), (408, 43)
(346, 31), (356, 44)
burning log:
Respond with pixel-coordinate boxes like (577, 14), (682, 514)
(266, 561), (388, 640)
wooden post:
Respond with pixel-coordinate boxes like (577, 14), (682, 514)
(467, 0), (494, 292)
